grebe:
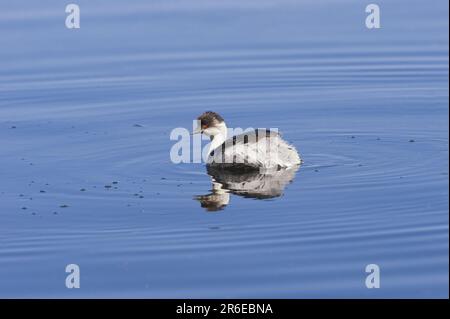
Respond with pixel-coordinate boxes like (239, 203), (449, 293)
(193, 111), (302, 171)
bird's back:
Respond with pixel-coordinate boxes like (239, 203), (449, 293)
(207, 129), (301, 170)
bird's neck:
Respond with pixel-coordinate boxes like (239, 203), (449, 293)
(209, 122), (228, 153)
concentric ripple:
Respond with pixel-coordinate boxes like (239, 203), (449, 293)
(0, 0), (448, 298)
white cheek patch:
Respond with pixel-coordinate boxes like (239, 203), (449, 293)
(203, 127), (219, 136)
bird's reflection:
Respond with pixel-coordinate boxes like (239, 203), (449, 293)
(195, 165), (299, 211)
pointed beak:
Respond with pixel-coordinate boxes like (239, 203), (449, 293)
(192, 127), (202, 135)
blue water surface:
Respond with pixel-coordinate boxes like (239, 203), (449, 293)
(0, 0), (448, 298)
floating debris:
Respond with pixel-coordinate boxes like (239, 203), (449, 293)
(60, 204), (69, 208)
(80, 188), (86, 192)
(39, 190), (46, 193)
(409, 139), (415, 143)
(133, 124), (144, 128)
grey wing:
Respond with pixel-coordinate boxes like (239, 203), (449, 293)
(208, 129), (280, 167)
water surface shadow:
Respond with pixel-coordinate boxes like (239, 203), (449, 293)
(195, 165), (300, 211)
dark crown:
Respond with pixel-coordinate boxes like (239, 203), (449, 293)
(197, 111), (224, 127)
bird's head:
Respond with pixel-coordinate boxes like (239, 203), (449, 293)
(193, 111), (227, 139)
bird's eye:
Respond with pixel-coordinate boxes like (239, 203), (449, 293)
(202, 124), (208, 129)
